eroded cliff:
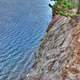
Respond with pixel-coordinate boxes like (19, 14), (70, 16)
(22, 15), (80, 80)
(22, 0), (80, 80)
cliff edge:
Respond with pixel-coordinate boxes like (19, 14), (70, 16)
(24, 15), (80, 80)
(23, 0), (80, 80)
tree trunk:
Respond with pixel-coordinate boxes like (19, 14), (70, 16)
(77, 0), (80, 14)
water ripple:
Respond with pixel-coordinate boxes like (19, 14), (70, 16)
(0, 0), (51, 80)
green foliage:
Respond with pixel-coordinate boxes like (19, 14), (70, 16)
(49, 0), (79, 17)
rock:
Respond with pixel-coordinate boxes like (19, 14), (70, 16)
(23, 15), (80, 80)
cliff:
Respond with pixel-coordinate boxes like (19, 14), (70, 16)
(24, 16), (80, 80)
(23, 1), (80, 80)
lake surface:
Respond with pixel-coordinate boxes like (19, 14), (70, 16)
(0, 0), (51, 80)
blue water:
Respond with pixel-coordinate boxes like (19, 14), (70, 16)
(0, 0), (51, 80)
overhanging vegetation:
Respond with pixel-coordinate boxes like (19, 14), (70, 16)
(49, 0), (80, 17)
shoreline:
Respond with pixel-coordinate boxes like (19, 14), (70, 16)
(25, 16), (80, 79)
(23, 0), (80, 80)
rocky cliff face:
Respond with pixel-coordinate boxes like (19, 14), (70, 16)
(22, 0), (80, 79)
(23, 15), (80, 80)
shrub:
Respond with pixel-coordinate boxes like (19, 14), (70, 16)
(49, 0), (80, 17)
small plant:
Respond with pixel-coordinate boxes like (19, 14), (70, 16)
(49, 0), (80, 17)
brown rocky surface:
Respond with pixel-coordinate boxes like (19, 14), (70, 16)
(22, 0), (80, 79)
(22, 15), (80, 80)
(61, 21), (80, 80)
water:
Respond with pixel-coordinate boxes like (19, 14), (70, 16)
(0, 0), (51, 80)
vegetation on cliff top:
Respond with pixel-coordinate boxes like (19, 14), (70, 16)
(49, 0), (80, 17)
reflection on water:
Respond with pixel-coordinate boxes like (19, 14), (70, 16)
(0, 0), (51, 80)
